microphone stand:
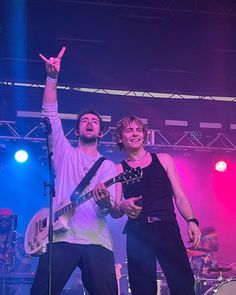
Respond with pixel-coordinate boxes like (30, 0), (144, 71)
(42, 117), (56, 295)
(11, 214), (18, 292)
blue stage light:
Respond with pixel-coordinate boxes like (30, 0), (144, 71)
(14, 150), (28, 163)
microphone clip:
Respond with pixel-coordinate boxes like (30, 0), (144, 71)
(42, 117), (52, 135)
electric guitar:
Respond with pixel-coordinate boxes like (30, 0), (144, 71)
(24, 167), (142, 256)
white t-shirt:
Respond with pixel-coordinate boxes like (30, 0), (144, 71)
(42, 102), (116, 251)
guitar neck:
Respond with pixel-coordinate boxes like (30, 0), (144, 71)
(54, 177), (115, 221)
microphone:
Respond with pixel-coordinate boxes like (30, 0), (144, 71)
(42, 117), (52, 135)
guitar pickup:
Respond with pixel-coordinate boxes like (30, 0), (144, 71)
(39, 218), (48, 231)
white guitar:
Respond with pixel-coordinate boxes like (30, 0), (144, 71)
(24, 168), (143, 256)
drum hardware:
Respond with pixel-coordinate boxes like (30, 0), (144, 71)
(194, 276), (217, 295)
(203, 277), (236, 295)
(119, 274), (169, 295)
(209, 267), (233, 273)
(119, 274), (131, 295)
(194, 266), (234, 294)
(207, 267), (233, 283)
(186, 247), (209, 257)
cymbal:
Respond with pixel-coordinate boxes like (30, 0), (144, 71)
(209, 267), (233, 272)
(186, 247), (209, 256)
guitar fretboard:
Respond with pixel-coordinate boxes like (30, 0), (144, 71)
(54, 177), (115, 221)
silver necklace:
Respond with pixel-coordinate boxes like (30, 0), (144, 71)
(126, 151), (148, 162)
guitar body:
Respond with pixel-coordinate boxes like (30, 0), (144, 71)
(24, 208), (49, 256)
(24, 207), (71, 256)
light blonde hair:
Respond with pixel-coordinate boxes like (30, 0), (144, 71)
(114, 115), (148, 150)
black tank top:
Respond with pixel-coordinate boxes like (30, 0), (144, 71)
(121, 153), (176, 222)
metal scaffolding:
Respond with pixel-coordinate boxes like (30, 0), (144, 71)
(1, 81), (236, 102)
(1, 80), (236, 153)
(57, 0), (236, 17)
(1, 120), (236, 152)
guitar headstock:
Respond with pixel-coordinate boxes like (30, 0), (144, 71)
(115, 167), (143, 184)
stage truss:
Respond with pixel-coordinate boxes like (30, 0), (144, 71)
(1, 120), (236, 153)
(57, 0), (236, 17)
(1, 81), (236, 102)
(1, 81), (236, 153)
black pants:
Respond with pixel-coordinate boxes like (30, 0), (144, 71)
(30, 242), (118, 295)
(126, 221), (195, 295)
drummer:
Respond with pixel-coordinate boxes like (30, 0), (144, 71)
(188, 227), (236, 295)
(189, 226), (219, 278)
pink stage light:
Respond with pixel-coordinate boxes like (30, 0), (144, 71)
(215, 160), (227, 172)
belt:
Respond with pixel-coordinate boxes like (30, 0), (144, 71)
(147, 216), (162, 223)
(128, 216), (163, 225)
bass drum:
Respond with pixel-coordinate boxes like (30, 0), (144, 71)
(204, 278), (236, 295)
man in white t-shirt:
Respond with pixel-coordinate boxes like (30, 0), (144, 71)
(30, 47), (118, 295)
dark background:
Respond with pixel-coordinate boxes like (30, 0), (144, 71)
(1, 0), (236, 95)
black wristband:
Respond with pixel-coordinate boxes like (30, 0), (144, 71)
(188, 218), (199, 226)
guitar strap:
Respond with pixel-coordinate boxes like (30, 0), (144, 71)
(70, 157), (106, 202)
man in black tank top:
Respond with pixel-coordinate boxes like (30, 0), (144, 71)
(113, 115), (201, 295)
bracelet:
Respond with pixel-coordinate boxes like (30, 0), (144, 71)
(188, 218), (199, 226)
(47, 76), (58, 83)
(100, 207), (109, 214)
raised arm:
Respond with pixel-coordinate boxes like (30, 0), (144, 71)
(39, 47), (66, 104)
(40, 47), (71, 170)
(158, 153), (201, 248)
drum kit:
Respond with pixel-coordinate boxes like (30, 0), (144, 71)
(118, 268), (236, 295)
(0, 255), (234, 295)
(116, 249), (236, 295)
(187, 247), (236, 295)
(194, 267), (236, 295)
